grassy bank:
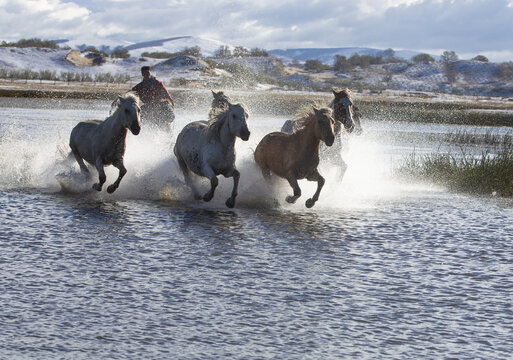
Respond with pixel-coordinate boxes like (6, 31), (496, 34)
(358, 98), (513, 127)
(397, 146), (513, 197)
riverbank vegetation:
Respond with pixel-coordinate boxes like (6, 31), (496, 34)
(397, 145), (513, 197)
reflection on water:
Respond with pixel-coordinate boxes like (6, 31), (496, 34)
(1, 99), (512, 358)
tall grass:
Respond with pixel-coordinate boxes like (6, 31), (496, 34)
(397, 145), (513, 196)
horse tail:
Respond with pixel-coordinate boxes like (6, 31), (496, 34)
(56, 135), (74, 165)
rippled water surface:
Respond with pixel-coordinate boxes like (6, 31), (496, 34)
(1, 97), (512, 359)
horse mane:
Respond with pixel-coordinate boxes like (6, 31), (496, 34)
(333, 88), (353, 100)
(206, 102), (248, 141)
(110, 92), (140, 115)
(106, 92), (140, 124)
(208, 90), (232, 119)
(289, 101), (326, 132)
(211, 91), (231, 109)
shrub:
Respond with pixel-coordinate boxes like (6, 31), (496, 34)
(84, 46), (108, 58)
(214, 45), (232, 58)
(472, 55), (489, 62)
(141, 46), (202, 59)
(0, 38), (59, 49)
(304, 59), (327, 72)
(111, 48), (130, 59)
(141, 51), (174, 59)
(495, 62), (513, 80)
(182, 46), (201, 57)
(412, 53), (435, 63)
(249, 48), (269, 57)
(333, 55), (354, 72)
(233, 46), (249, 58)
(440, 50), (458, 65)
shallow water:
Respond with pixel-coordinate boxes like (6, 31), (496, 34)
(1, 97), (512, 359)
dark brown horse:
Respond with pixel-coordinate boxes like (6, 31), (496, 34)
(281, 88), (363, 179)
(254, 107), (335, 208)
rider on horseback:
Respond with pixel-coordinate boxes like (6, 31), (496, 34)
(132, 66), (175, 126)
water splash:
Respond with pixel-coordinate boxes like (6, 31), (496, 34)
(0, 107), (436, 209)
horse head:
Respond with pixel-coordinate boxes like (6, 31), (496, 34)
(227, 103), (251, 141)
(313, 106), (335, 146)
(118, 94), (141, 135)
(333, 88), (355, 133)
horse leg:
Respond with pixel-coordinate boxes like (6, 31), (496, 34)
(202, 166), (218, 202)
(305, 169), (325, 208)
(107, 159), (127, 194)
(71, 148), (91, 180)
(177, 157), (202, 200)
(260, 166), (272, 181)
(285, 175), (301, 204)
(338, 157), (348, 181)
(92, 157), (106, 191)
(224, 168), (240, 208)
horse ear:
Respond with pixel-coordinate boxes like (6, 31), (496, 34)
(212, 90), (216, 96)
(312, 106), (319, 114)
(332, 89), (337, 96)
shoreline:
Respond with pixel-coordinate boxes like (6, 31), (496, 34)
(1, 80), (513, 126)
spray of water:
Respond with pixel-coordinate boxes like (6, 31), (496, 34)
(0, 105), (437, 209)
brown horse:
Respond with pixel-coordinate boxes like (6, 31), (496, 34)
(254, 107), (335, 208)
(281, 88), (363, 179)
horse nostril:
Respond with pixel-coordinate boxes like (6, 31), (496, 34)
(241, 129), (250, 140)
(131, 124), (141, 135)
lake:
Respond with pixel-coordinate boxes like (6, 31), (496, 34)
(0, 96), (512, 359)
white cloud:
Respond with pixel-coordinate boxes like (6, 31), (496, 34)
(0, 0), (512, 61)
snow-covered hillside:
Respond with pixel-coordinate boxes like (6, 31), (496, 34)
(0, 36), (512, 97)
(123, 36), (232, 58)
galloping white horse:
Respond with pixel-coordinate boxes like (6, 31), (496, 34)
(69, 93), (141, 193)
(174, 101), (250, 208)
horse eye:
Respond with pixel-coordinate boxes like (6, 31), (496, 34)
(125, 108), (130, 113)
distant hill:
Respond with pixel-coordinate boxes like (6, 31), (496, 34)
(123, 36), (232, 58)
(53, 34), (445, 66)
(2, 35), (511, 97)
(268, 47), (427, 65)
(58, 36), (430, 65)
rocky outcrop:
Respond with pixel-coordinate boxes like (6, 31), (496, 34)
(65, 50), (105, 66)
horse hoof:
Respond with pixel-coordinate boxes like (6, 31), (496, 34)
(193, 193), (202, 200)
(92, 184), (102, 191)
(305, 199), (316, 208)
(286, 195), (297, 204)
(107, 185), (117, 194)
(203, 194), (213, 202)
(225, 198), (235, 208)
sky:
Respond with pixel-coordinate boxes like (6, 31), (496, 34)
(1, 0), (513, 61)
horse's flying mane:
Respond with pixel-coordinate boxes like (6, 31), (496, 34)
(110, 92), (140, 115)
(206, 102), (249, 141)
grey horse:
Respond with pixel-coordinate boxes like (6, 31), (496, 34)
(174, 100), (250, 208)
(69, 93), (141, 193)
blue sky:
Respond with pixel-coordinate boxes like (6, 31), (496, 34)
(1, 0), (513, 61)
